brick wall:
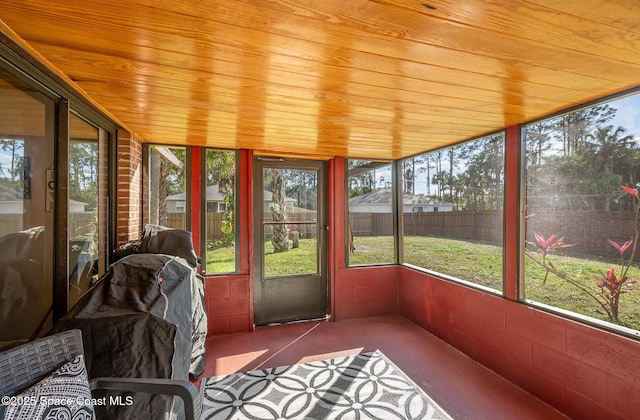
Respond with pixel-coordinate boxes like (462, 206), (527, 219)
(116, 129), (143, 244)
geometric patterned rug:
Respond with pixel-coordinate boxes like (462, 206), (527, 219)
(200, 350), (452, 419)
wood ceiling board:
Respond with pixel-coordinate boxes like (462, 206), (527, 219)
(28, 40), (589, 118)
(14, 9), (634, 94)
(2, 0), (640, 159)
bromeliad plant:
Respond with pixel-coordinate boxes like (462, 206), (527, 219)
(526, 185), (639, 323)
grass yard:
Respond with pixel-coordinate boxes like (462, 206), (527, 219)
(403, 236), (504, 290)
(524, 252), (640, 330)
(205, 244), (236, 273)
(206, 235), (640, 331)
(205, 238), (318, 277)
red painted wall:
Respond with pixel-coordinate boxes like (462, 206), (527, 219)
(329, 156), (400, 321)
(205, 274), (252, 335)
(397, 125), (640, 419)
(399, 262), (640, 419)
(194, 138), (640, 419)
(202, 149), (253, 335)
(203, 154), (400, 333)
(334, 266), (399, 320)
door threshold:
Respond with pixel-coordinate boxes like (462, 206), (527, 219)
(259, 314), (330, 328)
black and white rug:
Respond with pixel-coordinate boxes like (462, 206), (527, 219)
(200, 350), (452, 419)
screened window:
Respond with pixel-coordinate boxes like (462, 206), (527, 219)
(147, 146), (187, 229)
(203, 149), (238, 274)
(347, 159), (395, 266)
(523, 93), (640, 333)
(402, 134), (505, 292)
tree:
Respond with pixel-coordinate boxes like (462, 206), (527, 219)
(403, 160), (414, 194)
(526, 121), (553, 166)
(432, 150), (444, 199)
(552, 104), (616, 155)
(414, 153), (435, 197)
(285, 169), (317, 211)
(448, 148), (455, 202)
(432, 170), (448, 201)
(206, 150), (236, 246)
(149, 147), (185, 226)
(69, 142), (98, 210)
(525, 105), (632, 212)
(268, 168), (289, 253)
(585, 125), (635, 175)
(0, 139), (24, 184)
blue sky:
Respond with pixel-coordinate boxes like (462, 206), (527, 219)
(381, 92), (640, 196)
(610, 93), (640, 140)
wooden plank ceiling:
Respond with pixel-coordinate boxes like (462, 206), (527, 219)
(1, 0), (640, 160)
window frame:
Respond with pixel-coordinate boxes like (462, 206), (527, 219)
(517, 88), (640, 340)
(143, 144), (191, 230)
(344, 158), (399, 267)
(397, 133), (507, 295)
(200, 148), (240, 276)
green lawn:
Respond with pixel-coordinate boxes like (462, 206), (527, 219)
(205, 244), (236, 273)
(403, 236), (504, 290)
(206, 235), (640, 331)
(524, 252), (640, 330)
(205, 238), (318, 277)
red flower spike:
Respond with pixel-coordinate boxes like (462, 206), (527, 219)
(622, 185), (639, 199)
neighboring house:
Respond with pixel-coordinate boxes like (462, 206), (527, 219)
(0, 197), (86, 214)
(165, 185), (227, 213)
(1, 181), (88, 213)
(349, 189), (454, 213)
(166, 186), (297, 214)
(262, 190), (297, 215)
(401, 193), (454, 213)
(0, 183), (23, 214)
(0, 200), (22, 214)
(69, 200), (88, 213)
(164, 193), (188, 213)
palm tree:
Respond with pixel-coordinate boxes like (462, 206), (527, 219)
(269, 168), (289, 253)
(586, 126), (634, 174)
(206, 150), (236, 246)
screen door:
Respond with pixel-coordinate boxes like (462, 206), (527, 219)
(253, 158), (328, 325)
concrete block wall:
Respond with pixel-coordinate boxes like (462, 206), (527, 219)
(399, 267), (640, 420)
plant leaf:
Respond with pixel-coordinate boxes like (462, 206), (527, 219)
(622, 185), (639, 199)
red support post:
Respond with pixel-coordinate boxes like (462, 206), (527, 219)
(190, 147), (201, 261)
(504, 125), (521, 301)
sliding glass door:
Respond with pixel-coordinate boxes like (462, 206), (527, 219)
(0, 68), (55, 344)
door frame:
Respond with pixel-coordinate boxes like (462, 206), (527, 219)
(252, 157), (329, 325)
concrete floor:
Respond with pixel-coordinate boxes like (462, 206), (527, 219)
(197, 314), (569, 419)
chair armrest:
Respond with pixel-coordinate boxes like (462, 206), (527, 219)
(90, 377), (200, 420)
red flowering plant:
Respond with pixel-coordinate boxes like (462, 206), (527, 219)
(532, 233), (574, 285)
(525, 185), (639, 323)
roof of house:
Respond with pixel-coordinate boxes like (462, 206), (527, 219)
(349, 189), (453, 206)
(167, 186), (295, 202)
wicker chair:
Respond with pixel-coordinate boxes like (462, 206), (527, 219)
(0, 329), (201, 420)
